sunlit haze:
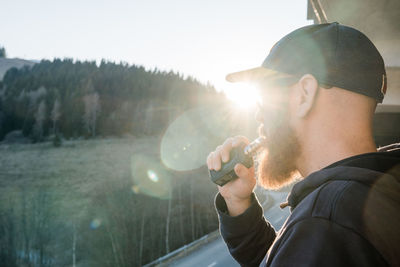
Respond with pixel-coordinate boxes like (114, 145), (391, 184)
(1, 0), (311, 100)
(225, 83), (261, 109)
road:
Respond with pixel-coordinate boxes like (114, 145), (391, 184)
(169, 190), (291, 267)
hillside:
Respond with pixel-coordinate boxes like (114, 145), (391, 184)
(0, 58), (224, 141)
(0, 57), (36, 80)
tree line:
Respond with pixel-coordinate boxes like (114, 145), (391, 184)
(0, 58), (224, 142)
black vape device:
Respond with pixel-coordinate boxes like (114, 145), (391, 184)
(209, 137), (265, 186)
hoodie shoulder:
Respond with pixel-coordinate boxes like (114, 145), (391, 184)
(313, 172), (400, 266)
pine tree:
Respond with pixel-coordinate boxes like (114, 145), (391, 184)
(83, 92), (100, 137)
(50, 99), (61, 135)
(0, 46), (6, 58)
(33, 100), (46, 142)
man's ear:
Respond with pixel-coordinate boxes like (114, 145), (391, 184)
(295, 74), (319, 118)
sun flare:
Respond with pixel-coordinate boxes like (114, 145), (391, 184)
(223, 83), (261, 109)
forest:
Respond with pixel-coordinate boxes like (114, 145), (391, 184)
(0, 58), (224, 141)
(0, 58), (244, 266)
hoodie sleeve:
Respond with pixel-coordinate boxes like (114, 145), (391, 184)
(215, 192), (277, 267)
(267, 217), (387, 267)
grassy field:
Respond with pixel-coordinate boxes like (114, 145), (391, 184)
(0, 135), (211, 221)
(0, 136), (218, 266)
(0, 136), (160, 195)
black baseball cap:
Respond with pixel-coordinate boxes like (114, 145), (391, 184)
(226, 22), (387, 103)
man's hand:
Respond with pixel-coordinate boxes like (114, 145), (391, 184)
(207, 136), (256, 216)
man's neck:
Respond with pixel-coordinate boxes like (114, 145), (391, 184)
(296, 132), (377, 177)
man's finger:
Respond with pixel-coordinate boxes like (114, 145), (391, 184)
(232, 136), (250, 147)
(213, 147), (223, 171)
(221, 139), (233, 163)
(206, 152), (213, 169)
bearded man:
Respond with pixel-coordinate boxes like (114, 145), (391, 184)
(207, 22), (400, 266)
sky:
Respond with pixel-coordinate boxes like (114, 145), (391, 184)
(1, 0), (311, 93)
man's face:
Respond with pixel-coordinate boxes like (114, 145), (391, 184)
(255, 80), (301, 189)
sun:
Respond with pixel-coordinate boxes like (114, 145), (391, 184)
(223, 83), (261, 109)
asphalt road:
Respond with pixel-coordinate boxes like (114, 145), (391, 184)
(169, 190), (291, 267)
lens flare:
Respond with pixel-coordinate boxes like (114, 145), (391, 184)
(90, 219), (101, 229)
(160, 104), (259, 172)
(130, 154), (171, 199)
(131, 185), (140, 194)
(160, 106), (232, 172)
(147, 170), (159, 182)
(223, 83), (261, 110)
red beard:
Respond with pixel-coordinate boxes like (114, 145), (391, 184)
(256, 111), (301, 190)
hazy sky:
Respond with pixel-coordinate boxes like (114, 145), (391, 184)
(1, 0), (311, 92)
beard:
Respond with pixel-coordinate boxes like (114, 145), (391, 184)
(256, 110), (301, 190)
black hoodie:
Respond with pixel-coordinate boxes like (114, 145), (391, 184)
(215, 146), (400, 266)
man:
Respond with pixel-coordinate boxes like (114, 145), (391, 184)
(207, 22), (400, 266)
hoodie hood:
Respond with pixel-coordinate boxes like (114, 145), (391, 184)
(287, 147), (400, 210)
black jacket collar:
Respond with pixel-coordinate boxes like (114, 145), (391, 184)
(286, 147), (400, 210)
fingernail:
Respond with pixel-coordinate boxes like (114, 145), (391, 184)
(214, 163), (220, 171)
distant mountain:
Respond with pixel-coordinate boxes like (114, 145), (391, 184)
(0, 57), (36, 80)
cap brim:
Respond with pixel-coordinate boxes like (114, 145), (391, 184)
(226, 67), (291, 83)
